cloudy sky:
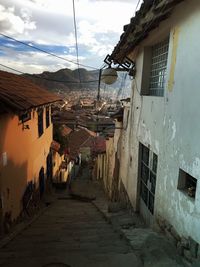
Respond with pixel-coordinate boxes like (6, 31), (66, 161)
(0, 0), (139, 74)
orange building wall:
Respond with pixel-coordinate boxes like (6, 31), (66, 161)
(52, 151), (64, 179)
(0, 106), (53, 220)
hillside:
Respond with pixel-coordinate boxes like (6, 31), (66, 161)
(23, 68), (99, 92)
(23, 68), (131, 98)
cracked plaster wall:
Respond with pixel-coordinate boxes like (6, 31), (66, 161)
(122, 0), (200, 243)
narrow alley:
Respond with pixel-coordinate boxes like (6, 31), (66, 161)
(0, 190), (138, 267)
(0, 167), (186, 267)
(1, 1), (200, 267)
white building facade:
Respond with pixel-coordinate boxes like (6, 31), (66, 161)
(111, 0), (200, 246)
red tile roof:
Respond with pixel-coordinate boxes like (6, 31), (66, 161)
(94, 136), (106, 154)
(68, 129), (92, 158)
(78, 127), (96, 137)
(61, 125), (73, 136)
(111, 0), (184, 63)
(51, 140), (61, 152)
(0, 70), (61, 113)
(68, 128), (106, 159)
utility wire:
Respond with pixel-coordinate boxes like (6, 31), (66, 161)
(116, 72), (127, 101)
(0, 33), (98, 70)
(0, 63), (99, 84)
(72, 0), (82, 86)
(135, 0), (141, 12)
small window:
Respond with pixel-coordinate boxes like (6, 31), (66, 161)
(19, 111), (31, 123)
(46, 107), (50, 128)
(177, 169), (197, 199)
(38, 108), (44, 137)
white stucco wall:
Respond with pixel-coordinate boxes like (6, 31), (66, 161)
(125, 0), (200, 243)
(104, 137), (115, 196)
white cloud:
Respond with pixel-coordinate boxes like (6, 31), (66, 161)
(0, 45), (87, 74)
(0, 4), (36, 35)
(0, 0), (137, 73)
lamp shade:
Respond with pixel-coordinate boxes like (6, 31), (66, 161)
(101, 68), (118, 85)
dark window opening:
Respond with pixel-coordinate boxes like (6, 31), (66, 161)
(141, 145), (149, 165)
(152, 153), (158, 173)
(38, 108), (44, 137)
(178, 169), (197, 199)
(139, 143), (158, 214)
(19, 111), (31, 123)
(46, 107), (50, 128)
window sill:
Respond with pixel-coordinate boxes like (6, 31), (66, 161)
(178, 189), (196, 202)
(141, 94), (164, 97)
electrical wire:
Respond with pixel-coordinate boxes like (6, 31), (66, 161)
(0, 63), (100, 84)
(72, 0), (82, 86)
(135, 0), (141, 12)
(116, 72), (127, 101)
(0, 33), (98, 70)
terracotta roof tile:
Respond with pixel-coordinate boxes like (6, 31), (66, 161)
(94, 136), (106, 153)
(68, 129), (92, 158)
(51, 140), (61, 152)
(61, 125), (73, 136)
(111, 0), (184, 62)
(0, 70), (61, 113)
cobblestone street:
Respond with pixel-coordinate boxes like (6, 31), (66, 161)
(0, 192), (141, 267)
(0, 171), (187, 267)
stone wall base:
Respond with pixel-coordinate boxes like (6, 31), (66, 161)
(118, 180), (135, 214)
(156, 215), (200, 264)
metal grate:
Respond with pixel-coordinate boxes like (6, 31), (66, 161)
(140, 143), (158, 214)
(149, 38), (169, 96)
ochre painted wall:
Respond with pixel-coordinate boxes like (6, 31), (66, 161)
(0, 107), (53, 220)
(52, 151), (68, 182)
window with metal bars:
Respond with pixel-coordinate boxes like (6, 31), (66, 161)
(149, 38), (169, 96)
(139, 143), (158, 214)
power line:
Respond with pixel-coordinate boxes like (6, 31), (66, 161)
(135, 0), (141, 12)
(0, 33), (98, 70)
(116, 72), (127, 100)
(0, 63), (99, 84)
(72, 0), (82, 86)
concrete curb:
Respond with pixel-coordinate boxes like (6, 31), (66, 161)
(92, 200), (131, 244)
(92, 200), (111, 223)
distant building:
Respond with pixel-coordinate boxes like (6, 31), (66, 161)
(51, 140), (69, 184)
(0, 70), (60, 232)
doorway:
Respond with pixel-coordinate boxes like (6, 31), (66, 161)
(39, 167), (45, 197)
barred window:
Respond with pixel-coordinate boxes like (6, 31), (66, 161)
(149, 38), (169, 96)
(139, 143), (158, 214)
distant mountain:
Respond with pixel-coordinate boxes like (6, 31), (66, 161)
(23, 68), (99, 92)
(23, 67), (131, 97)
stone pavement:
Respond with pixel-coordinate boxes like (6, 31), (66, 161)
(0, 166), (189, 267)
(0, 189), (142, 266)
(70, 167), (188, 267)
